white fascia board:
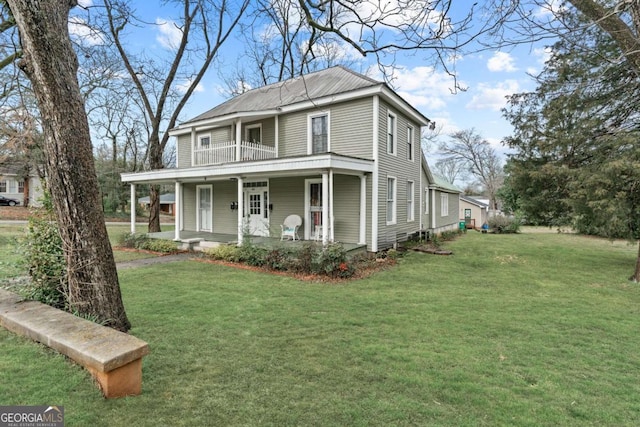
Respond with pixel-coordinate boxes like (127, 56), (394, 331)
(121, 154), (374, 184)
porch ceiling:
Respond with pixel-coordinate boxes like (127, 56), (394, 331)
(121, 153), (373, 185)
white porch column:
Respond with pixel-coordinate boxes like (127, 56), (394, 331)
(237, 177), (244, 246)
(235, 119), (242, 161)
(322, 172), (329, 245)
(359, 174), (367, 245)
(129, 184), (136, 234)
(174, 181), (182, 241)
(329, 169), (334, 241)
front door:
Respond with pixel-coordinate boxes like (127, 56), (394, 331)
(197, 185), (212, 232)
(243, 181), (269, 236)
(306, 180), (323, 240)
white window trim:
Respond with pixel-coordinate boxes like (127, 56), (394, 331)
(245, 123), (262, 143)
(386, 175), (397, 225)
(407, 125), (414, 161)
(407, 180), (415, 222)
(441, 193), (449, 217)
(387, 111), (397, 155)
(307, 111), (331, 154)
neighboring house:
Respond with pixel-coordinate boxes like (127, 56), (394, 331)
(460, 195), (488, 229)
(121, 66), (461, 252)
(0, 164), (43, 207)
(138, 193), (176, 216)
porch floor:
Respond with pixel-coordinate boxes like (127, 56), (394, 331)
(147, 230), (366, 253)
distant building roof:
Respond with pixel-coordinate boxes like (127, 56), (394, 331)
(431, 175), (461, 193)
(460, 195), (489, 208)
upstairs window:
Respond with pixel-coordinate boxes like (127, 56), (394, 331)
(387, 112), (397, 155)
(309, 112), (329, 154)
(199, 135), (211, 148)
(407, 125), (414, 161)
(246, 124), (262, 144)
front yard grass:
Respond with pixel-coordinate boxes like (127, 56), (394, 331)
(1, 230), (639, 425)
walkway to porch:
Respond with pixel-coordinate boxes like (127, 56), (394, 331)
(147, 230), (366, 253)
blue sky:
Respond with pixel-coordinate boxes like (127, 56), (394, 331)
(72, 1), (553, 157)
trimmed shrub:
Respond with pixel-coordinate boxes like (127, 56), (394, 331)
(488, 215), (521, 234)
(20, 197), (67, 309)
(313, 243), (354, 278)
(117, 232), (179, 253)
(237, 242), (268, 267)
(205, 244), (241, 262)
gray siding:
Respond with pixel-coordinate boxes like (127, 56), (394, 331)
(269, 177), (306, 237)
(376, 100), (423, 249)
(332, 174), (361, 244)
(433, 191), (460, 231)
(278, 113), (307, 157)
(212, 181), (238, 234)
(177, 134), (191, 168)
(329, 98), (373, 159)
(182, 184), (196, 230)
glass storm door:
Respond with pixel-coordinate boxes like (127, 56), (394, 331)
(197, 185), (212, 232)
(309, 182), (323, 239)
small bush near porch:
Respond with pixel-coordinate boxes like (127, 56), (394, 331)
(1, 229), (640, 425)
(204, 242), (368, 279)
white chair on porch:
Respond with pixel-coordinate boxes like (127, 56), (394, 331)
(280, 215), (302, 241)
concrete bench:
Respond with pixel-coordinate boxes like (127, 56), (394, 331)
(0, 289), (149, 398)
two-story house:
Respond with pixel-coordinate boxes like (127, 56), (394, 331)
(121, 66), (460, 252)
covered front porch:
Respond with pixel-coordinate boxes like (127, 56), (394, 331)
(122, 153), (374, 251)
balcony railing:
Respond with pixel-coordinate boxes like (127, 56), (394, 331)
(193, 140), (276, 166)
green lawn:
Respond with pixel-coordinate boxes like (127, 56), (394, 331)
(1, 229), (640, 426)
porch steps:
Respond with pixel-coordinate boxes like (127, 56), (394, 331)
(193, 240), (225, 252)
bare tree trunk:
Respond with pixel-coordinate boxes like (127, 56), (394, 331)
(631, 240), (640, 282)
(147, 131), (162, 232)
(8, 0), (130, 331)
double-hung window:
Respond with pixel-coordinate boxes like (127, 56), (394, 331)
(407, 181), (414, 222)
(309, 113), (329, 154)
(199, 135), (211, 148)
(387, 112), (397, 155)
(441, 193), (449, 217)
(407, 125), (414, 161)
(0, 180), (6, 193)
(387, 176), (397, 224)
(246, 124), (262, 143)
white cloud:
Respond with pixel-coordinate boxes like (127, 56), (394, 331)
(387, 66), (463, 112)
(487, 52), (517, 72)
(156, 18), (183, 50)
(466, 80), (520, 111)
(176, 79), (205, 94)
(68, 16), (105, 46)
(77, 0), (93, 7)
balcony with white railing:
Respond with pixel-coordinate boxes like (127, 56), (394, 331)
(193, 140), (276, 167)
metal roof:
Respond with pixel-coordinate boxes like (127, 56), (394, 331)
(184, 66), (385, 124)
